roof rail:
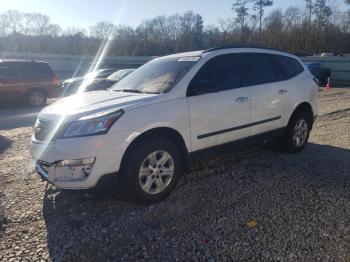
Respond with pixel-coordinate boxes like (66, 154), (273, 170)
(202, 45), (283, 53)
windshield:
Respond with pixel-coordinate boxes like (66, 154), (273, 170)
(107, 69), (134, 81)
(112, 57), (199, 94)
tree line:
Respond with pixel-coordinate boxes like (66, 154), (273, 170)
(0, 0), (350, 56)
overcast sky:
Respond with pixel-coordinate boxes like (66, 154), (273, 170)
(0, 0), (347, 29)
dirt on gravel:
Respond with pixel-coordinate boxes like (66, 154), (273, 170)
(0, 88), (349, 261)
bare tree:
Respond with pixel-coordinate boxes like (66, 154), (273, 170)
(232, 0), (252, 44)
(264, 9), (284, 48)
(1, 8), (350, 56)
(21, 13), (37, 36)
(303, 0), (313, 50)
(89, 22), (115, 39)
(0, 14), (10, 37)
(253, 0), (273, 43)
(313, 0), (332, 52)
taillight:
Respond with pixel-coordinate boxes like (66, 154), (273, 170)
(52, 75), (60, 85)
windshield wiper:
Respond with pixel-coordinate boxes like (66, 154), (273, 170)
(113, 88), (143, 93)
(113, 88), (161, 94)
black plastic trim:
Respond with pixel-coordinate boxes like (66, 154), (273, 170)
(197, 116), (282, 139)
(190, 127), (286, 162)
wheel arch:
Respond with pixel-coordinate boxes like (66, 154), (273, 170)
(26, 87), (48, 97)
(288, 102), (314, 129)
(120, 127), (190, 173)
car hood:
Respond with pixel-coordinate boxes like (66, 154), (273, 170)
(38, 91), (158, 121)
(63, 77), (84, 84)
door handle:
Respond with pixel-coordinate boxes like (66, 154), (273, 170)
(235, 97), (249, 103)
(278, 89), (288, 95)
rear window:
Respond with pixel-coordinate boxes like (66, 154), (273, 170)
(234, 53), (276, 87)
(269, 55), (304, 81)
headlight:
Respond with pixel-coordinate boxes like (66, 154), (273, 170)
(61, 109), (124, 138)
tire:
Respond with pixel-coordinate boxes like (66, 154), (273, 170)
(27, 90), (47, 107)
(120, 137), (182, 204)
(279, 111), (312, 153)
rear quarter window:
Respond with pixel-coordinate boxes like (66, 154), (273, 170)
(269, 55), (304, 81)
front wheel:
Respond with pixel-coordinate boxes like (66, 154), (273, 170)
(120, 137), (182, 203)
(279, 112), (311, 153)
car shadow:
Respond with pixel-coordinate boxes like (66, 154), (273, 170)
(0, 135), (12, 155)
(42, 142), (350, 260)
(0, 105), (43, 130)
(0, 99), (58, 130)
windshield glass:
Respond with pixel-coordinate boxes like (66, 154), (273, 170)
(112, 57), (199, 94)
(107, 69), (134, 81)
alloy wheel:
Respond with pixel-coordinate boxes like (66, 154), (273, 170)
(293, 119), (308, 147)
(29, 91), (45, 106)
(138, 150), (175, 195)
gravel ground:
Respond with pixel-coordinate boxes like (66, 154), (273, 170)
(0, 89), (349, 261)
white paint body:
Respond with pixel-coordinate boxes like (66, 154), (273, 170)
(30, 48), (319, 189)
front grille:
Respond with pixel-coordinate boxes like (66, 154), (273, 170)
(34, 119), (55, 142)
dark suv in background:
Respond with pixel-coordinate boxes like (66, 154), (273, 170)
(0, 60), (60, 106)
(304, 62), (331, 86)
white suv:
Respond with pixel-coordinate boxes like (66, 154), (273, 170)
(30, 47), (318, 203)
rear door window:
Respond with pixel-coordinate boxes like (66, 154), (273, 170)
(19, 63), (53, 77)
(234, 53), (276, 87)
(192, 54), (240, 92)
(269, 55), (304, 81)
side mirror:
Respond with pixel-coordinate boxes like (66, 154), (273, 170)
(187, 80), (217, 96)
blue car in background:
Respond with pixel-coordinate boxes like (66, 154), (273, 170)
(304, 62), (331, 86)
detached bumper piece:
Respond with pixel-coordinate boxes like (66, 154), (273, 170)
(36, 160), (52, 183)
(35, 157), (96, 183)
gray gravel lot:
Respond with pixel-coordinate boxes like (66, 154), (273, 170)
(0, 89), (349, 261)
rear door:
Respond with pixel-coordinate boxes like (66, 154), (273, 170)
(187, 54), (251, 152)
(234, 53), (283, 136)
(268, 54), (306, 126)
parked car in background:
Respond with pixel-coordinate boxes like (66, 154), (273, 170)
(31, 47), (318, 203)
(62, 69), (135, 97)
(0, 60), (60, 106)
(320, 52), (343, 57)
(61, 68), (119, 96)
(294, 52), (313, 57)
(304, 62), (331, 86)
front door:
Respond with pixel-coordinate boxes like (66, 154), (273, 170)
(187, 54), (251, 152)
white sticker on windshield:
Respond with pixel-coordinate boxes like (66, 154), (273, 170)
(178, 57), (201, 62)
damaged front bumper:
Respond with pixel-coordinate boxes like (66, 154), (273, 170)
(34, 157), (96, 187)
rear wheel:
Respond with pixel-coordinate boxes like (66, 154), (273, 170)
(27, 90), (47, 107)
(120, 137), (182, 203)
(279, 111), (312, 153)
